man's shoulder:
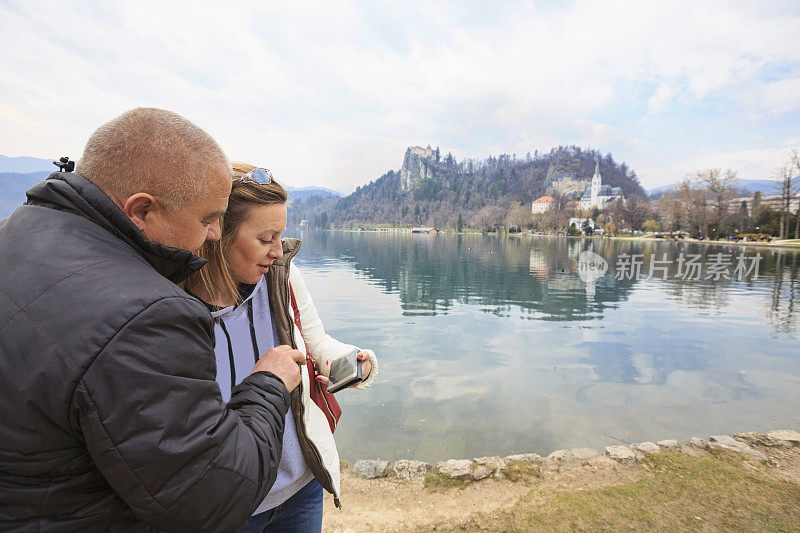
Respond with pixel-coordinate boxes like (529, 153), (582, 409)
(0, 204), (211, 362)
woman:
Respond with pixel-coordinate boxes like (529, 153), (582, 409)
(185, 162), (378, 532)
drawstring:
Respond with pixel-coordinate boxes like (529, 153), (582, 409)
(218, 320), (236, 391)
(246, 299), (260, 365)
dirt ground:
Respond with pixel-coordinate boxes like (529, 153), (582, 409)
(323, 456), (643, 532)
(322, 441), (800, 532)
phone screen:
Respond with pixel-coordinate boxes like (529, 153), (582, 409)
(326, 348), (363, 393)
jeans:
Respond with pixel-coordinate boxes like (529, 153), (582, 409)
(239, 479), (324, 533)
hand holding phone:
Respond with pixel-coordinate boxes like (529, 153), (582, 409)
(326, 348), (363, 393)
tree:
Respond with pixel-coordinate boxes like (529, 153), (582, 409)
(672, 177), (709, 238)
(581, 219), (593, 235)
(793, 149), (800, 239)
(616, 195), (652, 231)
(697, 168), (737, 236)
(752, 191), (762, 218)
(776, 149), (799, 239)
(457, 212), (464, 232)
(775, 164), (794, 239)
(654, 194), (683, 232)
(642, 219), (662, 233)
(472, 206), (505, 233)
(738, 200), (750, 232)
(504, 202), (531, 233)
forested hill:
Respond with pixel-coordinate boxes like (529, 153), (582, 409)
(289, 145), (646, 230)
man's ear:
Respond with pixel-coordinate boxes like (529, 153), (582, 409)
(121, 193), (159, 231)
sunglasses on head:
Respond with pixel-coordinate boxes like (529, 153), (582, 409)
(236, 167), (274, 185)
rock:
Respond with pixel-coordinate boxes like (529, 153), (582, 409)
(352, 459), (389, 479)
(734, 431), (774, 447)
(709, 435), (741, 446)
(709, 435), (768, 460)
(544, 448), (598, 471)
(684, 437), (710, 450)
(472, 456), (506, 480)
(390, 460), (430, 483)
(767, 430), (800, 446)
(471, 464), (493, 481)
(503, 453), (543, 466)
(340, 460), (349, 470)
(604, 445), (637, 464)
(631, 441), (660, 459)
(434, 459), (473, 481)
(656, 439), (680, 450)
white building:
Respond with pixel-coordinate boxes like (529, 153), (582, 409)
(579, 160), (624, 210)
(569, 217), (594, 232)
(531, 195), (557, 214)
(733, 194), (800, 216)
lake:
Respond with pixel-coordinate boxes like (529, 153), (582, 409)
(288, 230), (800, 463)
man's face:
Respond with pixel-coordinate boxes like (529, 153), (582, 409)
(143, 165), (232, 253)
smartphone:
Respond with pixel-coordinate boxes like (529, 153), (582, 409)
(326, 348), (363, 393)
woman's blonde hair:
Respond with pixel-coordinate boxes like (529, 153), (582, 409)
(186, 161), (288, 305)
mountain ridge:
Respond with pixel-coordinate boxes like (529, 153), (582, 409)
(290, 145), (649, 229)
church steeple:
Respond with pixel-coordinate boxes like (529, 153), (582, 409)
(590, 158), (602, 207)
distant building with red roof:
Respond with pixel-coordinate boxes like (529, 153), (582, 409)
(531, 195), (557, 214)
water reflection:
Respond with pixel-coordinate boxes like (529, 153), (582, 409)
(289, 231), (800, 462)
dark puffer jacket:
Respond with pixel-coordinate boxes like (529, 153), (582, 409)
(0, 172), (290, 531)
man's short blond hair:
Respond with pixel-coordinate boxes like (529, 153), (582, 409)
(77, 108), (229, 210)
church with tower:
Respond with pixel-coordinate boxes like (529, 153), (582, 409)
(578, 160), (624, 211)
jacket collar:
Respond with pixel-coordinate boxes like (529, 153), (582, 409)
(25, 172), (207, 284)
(272, 238), (302, 269)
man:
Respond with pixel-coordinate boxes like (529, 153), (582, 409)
(0, 108), (305, 531)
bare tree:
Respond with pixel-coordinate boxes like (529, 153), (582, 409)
(792, 149), (800, 239)
(774, 150), (800, 240)
(776, 164), (793, 239)
(654, 193), (684, 232)
(621, 196), (653, 230)
(504, 202), (532, 232)
(672, 177), (709, 238)
(471, 205), (505, 232)
(697, 168), (737, 234)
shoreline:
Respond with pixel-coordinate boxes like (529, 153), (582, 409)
(319, 228), (800, 249)
(343, 428), (800, 485)
(324, 429), (800, 531)
(521, 232), (800, 250)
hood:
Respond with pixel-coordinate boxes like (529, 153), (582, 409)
(25, 172), (206, 284)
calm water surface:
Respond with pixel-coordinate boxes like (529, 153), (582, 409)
(288, 230), (800, 463)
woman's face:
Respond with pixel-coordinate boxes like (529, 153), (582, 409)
(226, 203), (287, 284)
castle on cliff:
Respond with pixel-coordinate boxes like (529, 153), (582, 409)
(400, 145), (438, 190)
(409, 145), (435, 159)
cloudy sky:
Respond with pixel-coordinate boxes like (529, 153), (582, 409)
(1, 0), (799, 192)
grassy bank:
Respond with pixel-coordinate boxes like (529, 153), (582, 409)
(458, 449), (800, 532)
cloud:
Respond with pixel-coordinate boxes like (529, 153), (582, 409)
(0, 0), (799, 192)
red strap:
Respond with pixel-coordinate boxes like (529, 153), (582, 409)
(289, 285), (302, 331)
(289, 283), (341, 433)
